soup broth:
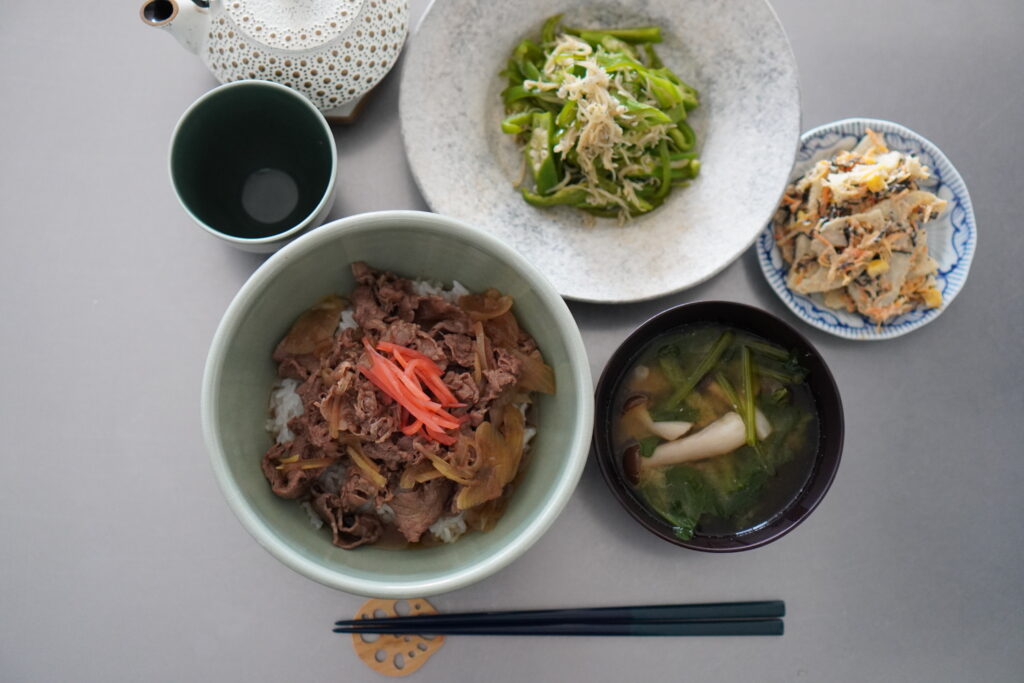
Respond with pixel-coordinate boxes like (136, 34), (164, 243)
(614, 324), (819, 540)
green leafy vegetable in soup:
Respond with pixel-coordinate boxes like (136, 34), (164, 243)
(617, 325), (818, 539)
(500, 14), (701, 221)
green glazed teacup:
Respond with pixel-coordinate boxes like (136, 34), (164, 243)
(169, 81), (337, 252)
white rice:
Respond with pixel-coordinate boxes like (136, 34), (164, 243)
(300, 501), (324, 529)
(410, 278), (470, 304)
(337, 308), (358, 332)
(266, 378), (303, 444)
(523, 425), (537, 450)
(376, 503), (396, 524)
(429, 512), (468, 544)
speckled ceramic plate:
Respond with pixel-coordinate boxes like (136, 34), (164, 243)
(399, 0), (800, 303)
(756, 118), (977, 340)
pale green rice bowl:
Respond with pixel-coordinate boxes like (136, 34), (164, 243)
(201, 211), (594, 597)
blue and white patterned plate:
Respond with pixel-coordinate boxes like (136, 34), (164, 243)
(756, 118), (976, 341)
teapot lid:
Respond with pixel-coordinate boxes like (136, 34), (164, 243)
(226, 0), (366, 50)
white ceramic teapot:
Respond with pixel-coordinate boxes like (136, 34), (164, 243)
(140, 0), (408, 118)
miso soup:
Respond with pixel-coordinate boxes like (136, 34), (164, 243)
(615, 323), (819, 540)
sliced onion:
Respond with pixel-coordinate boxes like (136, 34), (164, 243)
(346, 445), (387, 488)
(274, 294), (346, 356)
(399, 460), (442, 489)
(425, 452), (475, 486)
(511, 348), (556, 394)
(459, 289), (514, 321)
(484, 311), (522, 349)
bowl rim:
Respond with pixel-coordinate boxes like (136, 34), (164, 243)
(592, 300), (844, 552)
(755, 116), (978, 340)
(201, 210), (594, 595)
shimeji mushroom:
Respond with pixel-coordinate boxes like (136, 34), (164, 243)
(641, 410), (772, 470)
(621, 394), (693, 442)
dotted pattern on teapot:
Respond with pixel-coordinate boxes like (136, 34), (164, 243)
(204, 0), (408, 112)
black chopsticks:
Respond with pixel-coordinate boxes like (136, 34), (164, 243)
(333, 601), (784, 637)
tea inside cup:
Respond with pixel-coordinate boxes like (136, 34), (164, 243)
(169, 81), (337, 252)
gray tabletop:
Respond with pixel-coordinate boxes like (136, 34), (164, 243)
(2, 1), (1022, 681)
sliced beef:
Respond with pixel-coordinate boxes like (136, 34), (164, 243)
(276, 356), (316, 380)
(353, 384), (384, 428)
(351, 261), (377, 285)
(415, 296), (470, 328)
(377, 276), (413, 319)
(318, 373), (399, 443)
(295, 371), (329, 407)
(338, 467), (378, 511)
(378, 320), (445, 361)
(381, 320), (420, 347)
(364, 436), (424, 469)
(352, 262), (420, 326)
(260, 434), (333, 499)
(322, 331), (363, 371)
(441, 333), (476, 367)
(389, 478), (454, 543)
(444, 370), (480, 405)
(480, 347), (523, 403)
(350, 285), (388, 333)
(312, 493), (383, 549)
(431, 317), (472, 336)
(408, 333), (444, 363)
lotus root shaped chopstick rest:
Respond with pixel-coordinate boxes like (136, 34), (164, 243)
(351, 598), (445, 676)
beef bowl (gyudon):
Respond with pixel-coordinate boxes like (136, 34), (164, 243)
(202, 211), (593, 597)
(263, 262), (555, 550)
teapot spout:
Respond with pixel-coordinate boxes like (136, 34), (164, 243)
(139, 0), (209, 55)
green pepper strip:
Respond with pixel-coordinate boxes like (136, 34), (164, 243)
(521, 186), (588, 207)
(670, 160), (701, 181)
(669, 121), (696, 151)
(564, 26), (663, 44)
(526, 112), (559, 195)
(578, 204), (622, 218)
(502, 85), (534, 105)
(616, 94), (673, 125)
(644, 44), (664, 69)
(501, 111), (536, 135)
(503, 85), (563, 107)
(599, 35), (637, 59)
(647, 73), (683, 109)
(521, 60), (542, 81)
(512, 39), (544, 64)
(596, 53), (647, 74)
(665, 103), (688, 124)
(540, 14), (563, 44)
(555, 99), (577, 128)
(654, 140), (672, 200)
